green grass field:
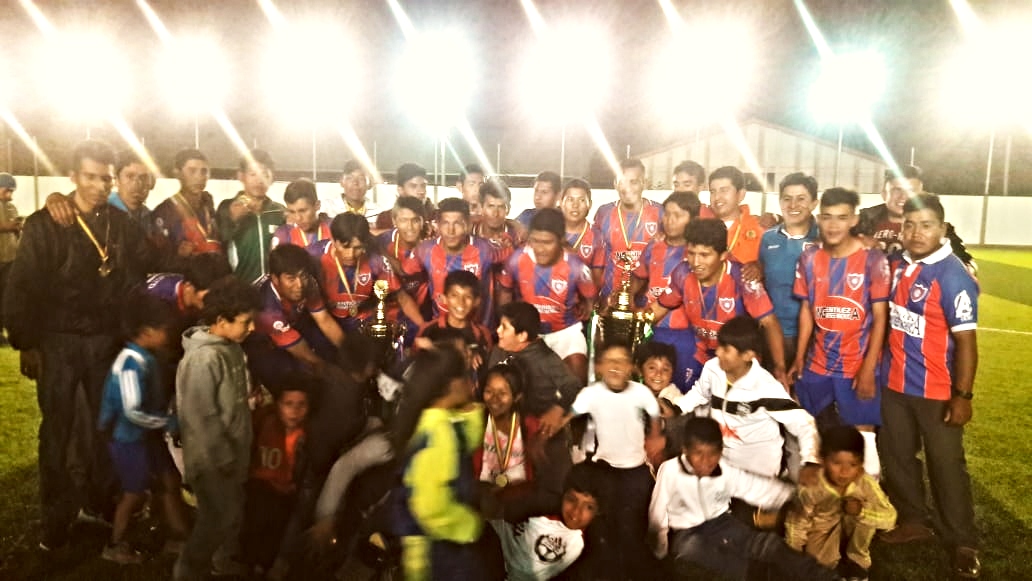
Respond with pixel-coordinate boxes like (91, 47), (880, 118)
(1, 249), (1031, 580)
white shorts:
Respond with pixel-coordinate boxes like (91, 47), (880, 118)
(542, 322), (588, 360)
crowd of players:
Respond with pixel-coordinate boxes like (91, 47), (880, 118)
(0, 138), (982, 580)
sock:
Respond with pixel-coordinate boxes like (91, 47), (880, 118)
(861, 430), (880, 480)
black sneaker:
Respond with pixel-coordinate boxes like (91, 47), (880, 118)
(954, 546), (980, 579)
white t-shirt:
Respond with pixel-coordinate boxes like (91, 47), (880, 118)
(490, 517), (584, 581)
(571, 381), (659, 468)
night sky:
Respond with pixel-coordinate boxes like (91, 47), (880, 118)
(0, 0), (1029, 194)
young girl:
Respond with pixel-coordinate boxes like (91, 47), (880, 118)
(392, 343), (485, 580)
(474, 364), (570, 523)
(631, 192), (702, 392)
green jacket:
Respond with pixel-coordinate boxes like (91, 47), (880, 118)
(216, 193), (286, 284)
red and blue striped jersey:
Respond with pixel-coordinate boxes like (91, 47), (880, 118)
(498, 247), (598, 334)
(633, 239), (689, 330)
(254, 275), (327, 349)
(144, 272), (189, 316)
(565, 222), (606, 270)
(658, 261), (774, 364)
(377, 229), (430, 310)
(886, 243), (978, 400)
(316, 251), (398, 328)
(793, 245), (890, 379)
(595, 199), (663, 298)
(413, 236), (503, 326)
(271, 219), (332, 252)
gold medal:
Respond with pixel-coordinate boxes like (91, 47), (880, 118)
(76, 210), (111, 279)
(334, 254), (363, 318)
(98, 258), (113, 277)
(489, 412), (519, 489)
(494, 473), (509, 488)
(349, 304), (358, 317)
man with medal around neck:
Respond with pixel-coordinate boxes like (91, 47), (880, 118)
(3, 140), (155, 551)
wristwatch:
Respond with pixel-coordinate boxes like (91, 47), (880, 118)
(952, 390), (974, 400)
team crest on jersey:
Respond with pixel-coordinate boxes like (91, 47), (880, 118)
(719, 297), (736, 313)
(846, 272), (865, 291)
(272, 320), (290, 333)
(802, 241), (817, 252)
(909, 282), (930, 303)
(463, 263), (480, 275)
(551, 279), (567, 295)
(579, 244), (593, 259)
(645, 222), (658, 237)
(357, 272), (371, 286)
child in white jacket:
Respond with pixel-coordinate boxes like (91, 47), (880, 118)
(648, 416), (841, 581)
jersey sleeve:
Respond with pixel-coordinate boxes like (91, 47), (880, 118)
(793, 247), (813, 301)
(657, 261), (689, 309)
(633, 242), (653, 280)
(736, 267), (775, 319)
(939, 260), (979, 332)
(571, 255), (598, 300)
(588, 226), (606, 269)
(497, 249), (520, 291)
(257, 308), (303, 348)
(372, 254), (402, 292)
(867, 249), (891, 303)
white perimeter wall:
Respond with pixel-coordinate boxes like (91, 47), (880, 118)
(7, 175), (1031, 246)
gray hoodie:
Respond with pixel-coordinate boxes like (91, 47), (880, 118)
(176, 326), (253, 484)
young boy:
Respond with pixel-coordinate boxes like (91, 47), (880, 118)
(98, 293), (188, 564)
(241, 383), (310, 578)
(489, 462), (603, 581)
(636, 341), (688, 462)
(173, 277), (262, 581)
(416, 269), (493, 366)
(677, 316), (820, 483)
(786, 425), (897, 581)
(567, 342), (664, 580)
(648, 416), (839, 581)
(791, 187), (889, 478)
(653, 218), (788, 390)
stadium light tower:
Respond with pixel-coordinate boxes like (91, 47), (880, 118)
(521, 25), (611, 181)
(264, 22), (358, 179)
(158, 37), (230, 148)
(808, 50), (886, 185)
(34, 33), (130, 136)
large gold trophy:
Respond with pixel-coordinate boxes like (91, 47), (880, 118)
(361, 280), (407, 366)
(596, 252), (652, 352)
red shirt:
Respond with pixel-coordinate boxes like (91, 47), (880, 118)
(271, 220), (332, 251)
(565, 222), (606, 270)
(633, 239), (688, 330)
(594, 199), (663, 298)
(317, 251), (398, 328)
(249, 405), (304, 495)
(413, 236), (504, 327)
(254, 276), (327, 349)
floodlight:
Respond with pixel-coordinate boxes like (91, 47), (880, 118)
(34, 33), (129, 122)
(158, 37), (230, 115)
(808, 51), (886, 123)
(395, 30), (474, 133)
(940, 29), (1032, 127)
(651, 21), (755, 127)
(520, 25), (612, 124)
(263, 21), (359, 125)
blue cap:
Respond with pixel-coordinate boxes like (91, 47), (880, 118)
(0, 173), (15, 190)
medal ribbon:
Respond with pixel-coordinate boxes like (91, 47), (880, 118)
(490, 411), (519, 475)
(333, 254), (361, 300)
(616, 204), (642, 252)
(571, 222), (589, 251)
(76, 213), (110, 266)
(697, 266), (725, 322)
(726, 220), (744, 256)
(174, 193), (213, 240)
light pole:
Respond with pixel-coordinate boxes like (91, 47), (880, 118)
(808, 51), (885, 188)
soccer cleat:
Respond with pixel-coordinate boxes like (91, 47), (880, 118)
(101, 542), (144, 565)
(953, 546), (981, 579)
(878, 521), (935, 544)
(76, 507), (112, 528)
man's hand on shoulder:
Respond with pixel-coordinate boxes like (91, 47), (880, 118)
(45, 193), (76, 227)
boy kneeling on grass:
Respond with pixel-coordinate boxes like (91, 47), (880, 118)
(648, 416), (841, 581)
(98, 292), (190, 564)
(786, 425), (897, 581)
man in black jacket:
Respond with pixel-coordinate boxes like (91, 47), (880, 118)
(3, 140), (152, 549)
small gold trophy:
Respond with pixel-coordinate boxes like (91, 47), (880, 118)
(596, 252), (653, 353)
(361, 280), (406, 365)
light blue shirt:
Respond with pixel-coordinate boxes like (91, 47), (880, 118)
(758, 220), (819, 338)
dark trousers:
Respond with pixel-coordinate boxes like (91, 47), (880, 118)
(596, 462), (656, 580)
(244, 314), (337, 397)
(0, 260), (11, 331)
(240, 479), (296, 569)
(879, 388), (977, 548)
(174, 469), (245, 581)
(37, 332), (119, 544)
(669, 513), (838, 581)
